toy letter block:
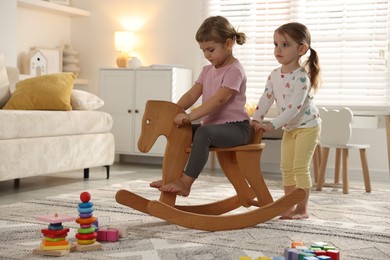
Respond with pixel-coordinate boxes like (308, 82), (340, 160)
(239, 256), (252, 260)
(303, 257), (318, 260)
(284, 248), (298, 260)
(316, 256), (331, 260)
(291, 241), (304, 248)
(323, 246), (335, 251)
(109, 226), (128, 238)
(272, 257), (285, 260)
(326, 250), (340, 260)
(313, 250), (327, 256)
(299, 252), (315, 260)
(97, 228), (119, 242)
(291, 250), (300, 260)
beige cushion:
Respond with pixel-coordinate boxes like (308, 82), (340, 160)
(71, 89), (104, 110)
(3, 73), (75, 111)
(0, 52), (10, 108)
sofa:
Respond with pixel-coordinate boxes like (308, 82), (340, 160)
(0, 60), (115, 183)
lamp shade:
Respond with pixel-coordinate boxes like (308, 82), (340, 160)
(115, 31), (134, 52)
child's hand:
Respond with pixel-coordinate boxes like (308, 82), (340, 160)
(174, 113), (191, 126)
(260, 122), (275, 132)
(251, 120), (274, 132)
(251, 120), (262, 133)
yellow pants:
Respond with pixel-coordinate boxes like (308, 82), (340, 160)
(280, 126), (320, 188)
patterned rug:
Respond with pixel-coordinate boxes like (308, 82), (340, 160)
(0, 175), (389, 260)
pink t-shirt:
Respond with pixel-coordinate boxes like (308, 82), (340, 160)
(196, 60), (249, 125)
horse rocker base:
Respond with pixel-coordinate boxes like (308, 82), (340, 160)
(115, 100), (306, 231)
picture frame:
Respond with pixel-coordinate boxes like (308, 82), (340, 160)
(32, 47), (62, 74)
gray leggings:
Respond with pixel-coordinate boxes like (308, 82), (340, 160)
(185, 120), (251, 179)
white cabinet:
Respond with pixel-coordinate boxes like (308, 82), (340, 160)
(100, 68), (192, 156)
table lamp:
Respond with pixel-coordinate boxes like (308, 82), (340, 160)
(115, 31), (134, 68)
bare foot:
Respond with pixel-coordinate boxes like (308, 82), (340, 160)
(158, 175), (195, 197)
(289, 208), (309, 219)
(150, 180), (163, 189)
(279, 207), (295, 220)
(159, 179), (191, 197)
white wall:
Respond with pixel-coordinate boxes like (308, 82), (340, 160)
(0, 1), (389, 179)
(17, 6), (71, 70)
(70, 0), (202, 94)
(0, 1), (17, 66)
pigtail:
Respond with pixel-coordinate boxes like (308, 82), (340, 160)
(304, 47), (321, 92)
(235, 32), (247, 45)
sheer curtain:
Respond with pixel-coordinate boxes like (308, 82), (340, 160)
(203, 0), (390, 108)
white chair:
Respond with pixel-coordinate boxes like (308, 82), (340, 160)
(316, 107), (371, 194)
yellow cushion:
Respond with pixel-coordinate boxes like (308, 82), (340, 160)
(2, 73), (75, 111)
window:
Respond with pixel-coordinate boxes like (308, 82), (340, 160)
(203, 0), (390, 108)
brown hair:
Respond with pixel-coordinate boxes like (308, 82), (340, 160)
(276, 22), (321, 92)
(196, 16), (246, 45)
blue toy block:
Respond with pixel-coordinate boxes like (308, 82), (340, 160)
(316, 256), (331, 260)
(303, 257), (318, 260)
(284, 248), (298, 260)
(291, 250), (300, 260)
(302, 249), (315, 254)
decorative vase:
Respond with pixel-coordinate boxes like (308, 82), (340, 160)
(63, 44), (80, 77)
(127, 57), (141, 69)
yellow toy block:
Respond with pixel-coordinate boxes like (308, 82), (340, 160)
(41, 244), (70, 251)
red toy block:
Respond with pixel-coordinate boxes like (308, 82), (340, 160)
(314, 249), (327, 256)
(96, 228), (119, 242)
(326, 250), (340, 260)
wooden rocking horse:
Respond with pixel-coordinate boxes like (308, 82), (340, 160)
(115, 100), (306, 231)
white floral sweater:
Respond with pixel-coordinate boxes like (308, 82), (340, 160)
(253, 67), (321, 131)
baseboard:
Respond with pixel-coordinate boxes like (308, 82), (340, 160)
(119, 154), (163, 165)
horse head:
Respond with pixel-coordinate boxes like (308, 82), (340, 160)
(138, 100), (192, 153)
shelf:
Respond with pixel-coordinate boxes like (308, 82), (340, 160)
(17, 0), (90, 17)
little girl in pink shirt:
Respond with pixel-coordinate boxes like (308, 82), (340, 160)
(150, 16), (250, 197)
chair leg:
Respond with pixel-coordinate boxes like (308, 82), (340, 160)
(359, 148), (371, 192)
(316, 147), (329, 191)
(84, 168), (89, 179)
(104, 165), (110, 179)
(14, 178), (20, 188)
(342, 148), (349, 194)
(334, 148), (341, 184)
